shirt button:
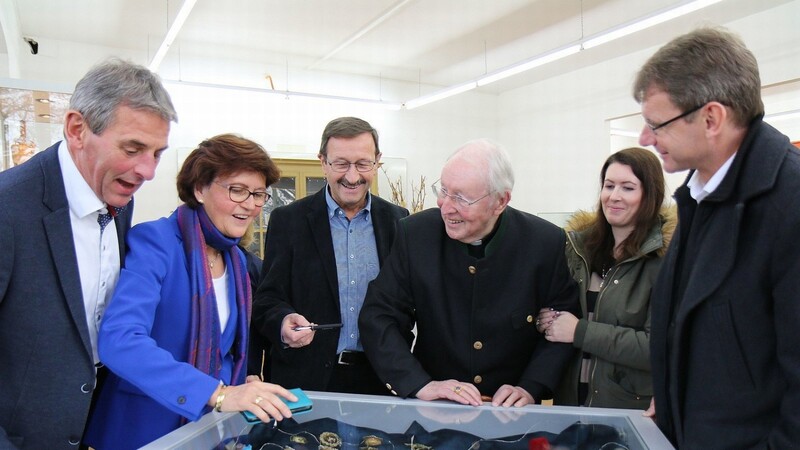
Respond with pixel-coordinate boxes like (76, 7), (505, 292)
(473, 375), (482, 384)
(468, 266), (477, 274)
(350, 333), (355, 339)
(613, 280), (619, 285)
(177, 395), (187, 404)
(350, 280), (355, 285)
(473, 341), (483, 350)
(349, 307), (355, 312)
(350, 254), (354, 259)
(526, 315), (534, 323)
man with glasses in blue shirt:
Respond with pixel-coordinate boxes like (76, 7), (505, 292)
(360, 139), (579, 407)
(252, 117), (408, 395)
(636, 27), (800, 449)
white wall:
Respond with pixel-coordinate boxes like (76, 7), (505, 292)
(497, 0), (800, 217)
(131, 76), (499, 223)
(3, 1), (799, 225)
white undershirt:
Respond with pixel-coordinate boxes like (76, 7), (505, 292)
(212, 266), (230, 330)
(58, 141), (121, 364)
(688, 152), (737, 203)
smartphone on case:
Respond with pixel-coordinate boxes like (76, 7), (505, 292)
(240, 387), (313, 423)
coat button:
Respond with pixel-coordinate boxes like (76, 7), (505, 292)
(473, 341), (483, 350)
(80, 383), (92, 393)
(177, 395), (187, 404)
(526, 315), (534, 323)
(385, 383), (392, 390)
(391, 390), (398, 396)
(473, 375), (482, 384)
(68, 436), (80, 445)
(468, 266), (477, 274)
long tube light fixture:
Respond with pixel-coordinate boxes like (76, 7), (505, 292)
(149, 0), (198, 72)
(403, 81), (478, 110)
(583, 0), (723, 49)
(165, 79), (403, 110)
(402, 0), (725, 109)
(476, 44), (582, 87)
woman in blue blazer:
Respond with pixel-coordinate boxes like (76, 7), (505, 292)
(85, 134), (295, 449)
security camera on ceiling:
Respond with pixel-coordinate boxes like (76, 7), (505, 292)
(23, 37), (38, 55)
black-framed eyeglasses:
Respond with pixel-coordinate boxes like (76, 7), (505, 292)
(431, 180), (490, 208)
(646, 104), (705, 134)
(325, 159), (376, 173)
(215, 182), (270, 207)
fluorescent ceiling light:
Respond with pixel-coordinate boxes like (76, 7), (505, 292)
(765, 109), (800, 121)
(402, 0), (723, 109)
(610, 128), (641, 138)
(149, 0), (198, 72)
(477, 45), (581, 87)
(165, 79), (402, 110)
(583, 0), (724, 49)
(403, 81), (478, 110)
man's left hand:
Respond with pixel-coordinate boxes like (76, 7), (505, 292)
(491, 384), (534, 407)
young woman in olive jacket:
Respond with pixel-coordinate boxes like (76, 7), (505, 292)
(538, 147), (675, 409)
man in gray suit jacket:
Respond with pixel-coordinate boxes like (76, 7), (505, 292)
(0, 59), (177, 449)
(252, 117), (409, 395)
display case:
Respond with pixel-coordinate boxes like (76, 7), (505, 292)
(142, 391), (673, 449)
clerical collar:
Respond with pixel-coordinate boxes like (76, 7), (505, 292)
(466, 219), (500, 258)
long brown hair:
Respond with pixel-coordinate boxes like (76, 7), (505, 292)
(583, 147), (665, 273)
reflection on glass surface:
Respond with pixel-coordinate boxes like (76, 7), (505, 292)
(270, 177), (297, 211)
(306, 177), (326, 196)
(142, 392), (673, 449)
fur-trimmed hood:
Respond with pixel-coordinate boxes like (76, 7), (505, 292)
(564, 205), (677, 257)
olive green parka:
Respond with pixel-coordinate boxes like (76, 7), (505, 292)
(552, 207), (676, 409)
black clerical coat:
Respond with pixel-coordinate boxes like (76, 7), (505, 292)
(360, 207), (579, 400)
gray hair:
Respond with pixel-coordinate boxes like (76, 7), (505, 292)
(633, 26), (763, 128)
(69, 58), (178, 135)
(449, 139), (515, 196)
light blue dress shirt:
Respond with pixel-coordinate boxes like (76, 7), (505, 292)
(325, 187), (379, 354)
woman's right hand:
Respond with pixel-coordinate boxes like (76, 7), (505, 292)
(211, 380), (297, 423)
(536, 308), (557, 334)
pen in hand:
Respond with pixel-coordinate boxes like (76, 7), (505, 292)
(292, 323), (343, 331)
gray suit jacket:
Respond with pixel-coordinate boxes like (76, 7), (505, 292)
(0, 143), (131, 449)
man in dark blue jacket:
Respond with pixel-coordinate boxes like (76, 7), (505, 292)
(0, 59), (176, 449)
(635, 27), (800, 449)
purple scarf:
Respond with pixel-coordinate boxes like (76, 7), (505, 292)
(176, 204), (250, 386)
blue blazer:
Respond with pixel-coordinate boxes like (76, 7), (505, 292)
(84, 211), (245, 450)
(0, 143), (131, 449)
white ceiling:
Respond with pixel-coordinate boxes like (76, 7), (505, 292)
(0, 0), (793, 96)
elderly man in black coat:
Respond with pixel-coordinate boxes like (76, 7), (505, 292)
(360, 139), (579, 407)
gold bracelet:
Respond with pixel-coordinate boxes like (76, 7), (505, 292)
(214, 384), (227, 412)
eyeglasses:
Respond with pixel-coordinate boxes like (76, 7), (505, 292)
(215, 182), (270, 207)
(645, 104), (705, 135)
(325, 159), (376, 173)
(431, 180), (490, 208)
